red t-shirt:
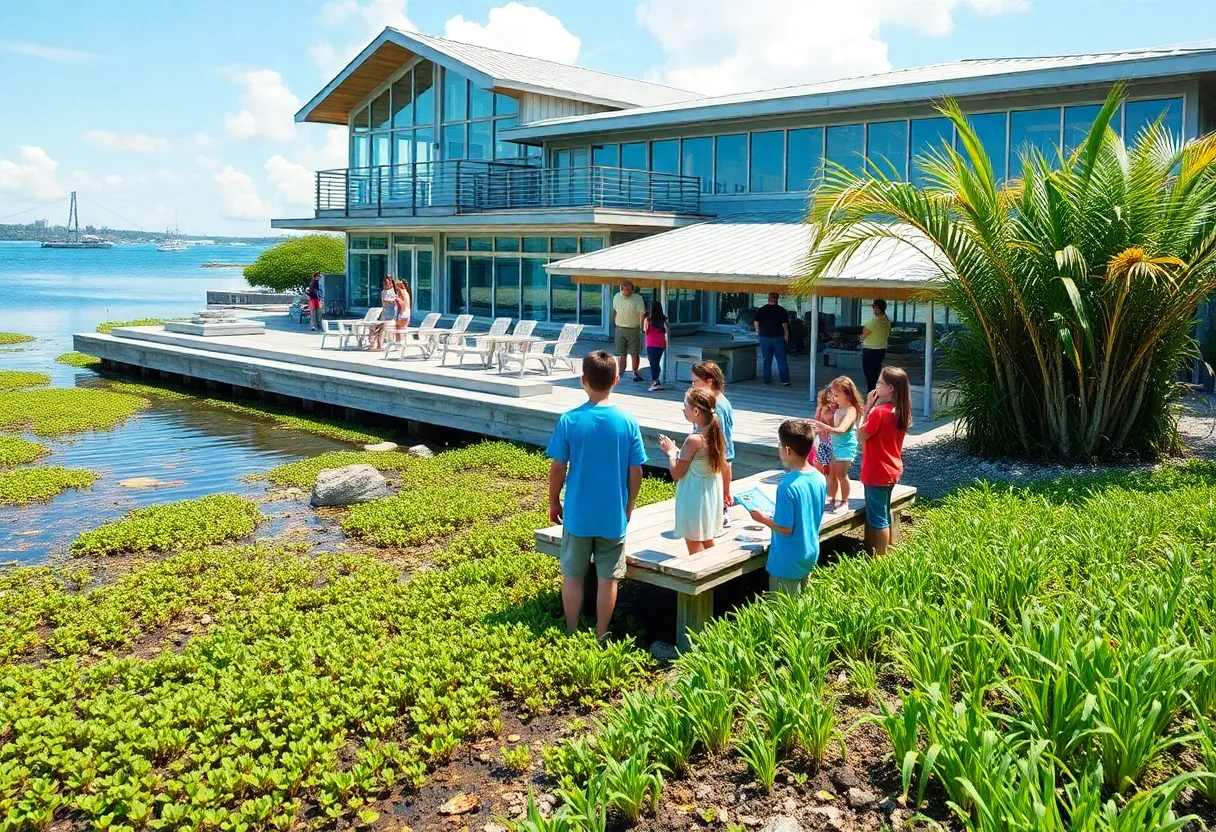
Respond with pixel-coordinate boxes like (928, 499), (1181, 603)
(860, 404), (905, 487)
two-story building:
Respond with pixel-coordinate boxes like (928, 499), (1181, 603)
(274, 31), (1215, 345)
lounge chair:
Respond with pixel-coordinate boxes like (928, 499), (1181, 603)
(440, 316), (511, 367)
(320, 308), (381, 350)
(500, 322), (582, 376)
(383, 312), (441, 360)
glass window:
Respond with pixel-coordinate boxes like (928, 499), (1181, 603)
(469, 85), (494, 120)
(714, 134), (747, 194)
(414, 127), (434, 165)
(351, 134), (370, 168)
(826, 124), (865, 176)
(414, 63), (434, 125)
(468, 236), (493, 252)
(866, 120), (908, 179)
(650, 139), (679, 174)
(369, 253), (388, 302)
(1124, 97), (1183, 143)
(580, 236), (603, 253)
(522, 258), (548, 320)
(621, 142), (646, 171)
(350, 254), (370, 307)
(350, 235), (368, 250)
(369, 236), (389, 249)
(416, 249), (433, 312)
(442, 70), (467, 122)
(495, 93), (518, 116)
(965, 112), (1009, 180)
(494, 118), (519, 160)
(682, 137), (713, 194)
(372, 134), (390, 166)
(495, 237), (520, 252)
(580, 284), (603, 327)
(391, 74), (413, 128)
(468, 120), (492, 160)
(442, 124), (466, 160)
(353, 107), (369, 133)
(550, 273), (577, 322)
(1063, 104), (1103, 157)
(392, 131), (413, 167)
(717, 292), (751, 324)
(522, 236), (548, 253)
(910, 117), (953, 187)
(495, 258), (520, 318)
(592, 144), (620, 167)
(1009, 108), (1061, 178)
(468, 257), (493, 317)
(749, 130), (783, 193)
(551, 236), (578, 254)
(447, 236), (467, 251)
(786, 127), (823, 192)
(448, 257), (467, 313)
(371, 91), (390, 131)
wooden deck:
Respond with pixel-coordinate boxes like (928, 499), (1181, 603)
(535, 470), (917, 648)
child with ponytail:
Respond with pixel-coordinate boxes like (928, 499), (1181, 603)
(658, 387), (726, 554)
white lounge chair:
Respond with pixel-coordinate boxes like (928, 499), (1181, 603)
(501, 323), (582, 376)
(441, 316), (511, 367)
(511, 319), (538, 338)
(383, 312), (441, 360)
(320, 308), (381, 350)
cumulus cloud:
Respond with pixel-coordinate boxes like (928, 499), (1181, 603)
(224, 70), (301, 143)
(444, 3), (580, 63)
(192, 133), (216, 149)
(0, 146), (60, 200)
(309, 0), (418, 75)
(636, 0), (1029, 95)
(214, 165), (268, 220)
(83, 130), (169, 152)
(265, 155), (315, 207)
(0, 41), (98, 62)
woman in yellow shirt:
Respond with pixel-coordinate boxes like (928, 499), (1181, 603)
(860, 299), (891, 393)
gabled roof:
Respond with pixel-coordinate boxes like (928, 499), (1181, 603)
(506, 41), (1216, 141)
(297, 27), (697, 125)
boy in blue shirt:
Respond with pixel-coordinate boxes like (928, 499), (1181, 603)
(748, 419), (827, 596)
(547, 350), (647, 638)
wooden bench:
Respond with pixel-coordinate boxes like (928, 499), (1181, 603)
(534, 470), (916, 649)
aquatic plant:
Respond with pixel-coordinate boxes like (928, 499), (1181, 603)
(0, 387), (148, 436)
(55, 351), (102, 368)
(0, 370), (50, 390)
(95, 317), (179, 333)
(0, 436), (46, 466)
(636, 476), (676, 507)
(0, 466), (96, 505)
(265, 440), (550, 487)
(343, 478), (518, 547)
(266, 450), (415, 486)
(0, 332), (34, 345)
(70, 493), (262, 556)
(440, 510), (548, 565)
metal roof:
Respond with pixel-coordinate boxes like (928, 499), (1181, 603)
(546, 213), (948, 295)
(506, 41), (1216, 140)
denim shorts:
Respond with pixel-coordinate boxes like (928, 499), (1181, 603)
(864, 484), (894, 530)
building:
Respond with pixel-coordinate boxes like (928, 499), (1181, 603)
(274, 31), (1212, 344)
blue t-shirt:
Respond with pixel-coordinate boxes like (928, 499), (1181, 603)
(546, 401), (647, 539)
(766, 469), (827, 580)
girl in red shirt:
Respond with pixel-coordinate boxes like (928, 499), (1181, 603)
(857, 366), (912, 556)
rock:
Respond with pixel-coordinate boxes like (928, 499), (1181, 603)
(363, 441), (398, 452)
(828, 766), (859, 790)
(484, 824), (509, 832)
(807, 806), (846, 832)
(738, 815), (763, 827)
(507, 734), (521, 742)
(781, 798), (798, 814)
(438, 793), (480, 815)
(889, 808), (911, 829)
(118, 477), (185, 489)
(199, 614), (212, 626)
(648, 640), (679, 660)
(407, 444), (433, 458)
(695, 785), (714, 800)
(310, 465), (390, 507)
(760, 817), (805, 832)
(846, 787), (878, 810)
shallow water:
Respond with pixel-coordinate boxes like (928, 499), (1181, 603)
(0, 242), (353, 562)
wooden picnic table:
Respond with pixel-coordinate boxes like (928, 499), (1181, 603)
(534, 469), (916, 649)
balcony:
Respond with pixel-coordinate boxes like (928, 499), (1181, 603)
(314, 160), (702, 218)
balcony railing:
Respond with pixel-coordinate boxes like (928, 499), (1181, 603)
(315, 160), (701, 217)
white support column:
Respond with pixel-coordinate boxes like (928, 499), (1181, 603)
(924, 300), (935, 419)
(660, 279), (668, 386)
(808, 292), (819, 403)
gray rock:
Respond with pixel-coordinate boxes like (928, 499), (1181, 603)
(846, 787), (878, 810)
(760, 817), (804, 832)
(738, 815), (762, 827)
(808, 806), (847, 832)
(407, 443), (433, 458)
(695, 785), (714, 800)
(648, 641), (679, 660)
(829, 766), (860, 790)
(781, 798), (798, 814)
(363, 441), (398, 452)
(310, 464), (390, 507)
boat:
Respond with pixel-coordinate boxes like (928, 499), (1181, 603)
(157, 217), (187, 252)
(40, 192), (113, 249)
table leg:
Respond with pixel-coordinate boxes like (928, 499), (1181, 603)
(675, 590), (713, 651)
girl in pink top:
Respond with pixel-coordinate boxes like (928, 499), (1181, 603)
(642, 301), (670, 392)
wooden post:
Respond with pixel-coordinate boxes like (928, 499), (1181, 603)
(675, 590), (713, 651)
(924, 300), (935, 419)
(808, 292), (819, 402)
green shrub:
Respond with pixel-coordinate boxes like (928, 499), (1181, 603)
(54, 352), (102, 368)
(0, 371), (50, 390)
(0, 332), (34, 345)
(71, 494), (262, 557)
(0, 388), (148, 436)
(343, 478), (517, 547)
(0, 436), (46, 466)
(0, 466), (96, 505)
(243, 235), (344, 292)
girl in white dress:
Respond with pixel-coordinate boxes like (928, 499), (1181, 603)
(659, 387), (726, 554)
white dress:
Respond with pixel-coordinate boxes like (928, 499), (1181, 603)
(673, 455), (724, 542)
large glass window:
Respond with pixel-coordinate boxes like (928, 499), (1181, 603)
(551, 274), (577, 322)
(909, 117), (953, 186)
(749, 130), (784, 193)
(714, 134), (747, 194)
(371, 91), (390, 131)
(414, 63), (434, 125)
(592, 144), (620, 167)
(826, 124), (865, 176)
(391, 75), (413, 128)
(469, 85), (494, 120)
(522, 258), (548, 319)
(448, 257), (467, 314)
(436, 67), (523, 165)
(495, 93), (518, 117)
(350, 251), (370, 307)
(1063, 104), (1103, 157)
(443, 124), (466, 160)
(1124, 97), (1183, 143)
(621, 142), (647, 171)
(651, 139), (679, 175)
(681, 137), (713, 194)
(786, 127), (823, 192)
(442, 71), (467, 122)
(580, 284), (603, 326)
(468, 120), (492, 160)
(416, 249), (433, 311)
(494, 118), (519, 160)
(494, 258), (520, 318)
(866, 120), (908, 179)
(1009, 108), (1061, 178)
(468, 257), (493, 317)
(965, 112), (1009, 180)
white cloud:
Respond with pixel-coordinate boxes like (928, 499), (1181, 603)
(0, 41), (98, 62)
(636, 0), (1029, 95)
(192, 133), (216, 149)
(194, 154), (222, 170)
(83, 130), (169, 152)
(444, 3), (580, 63)
(0, 146), (60, 199)
(265, 155), (315, 207)
(309, 0), (418, 74)
(224, 70), (301, 142)
(214, 165), (268, 220)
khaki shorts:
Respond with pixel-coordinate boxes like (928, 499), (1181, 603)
(768, 574), (807, 596)
(560, 532), (627, 580)
(614, 326), (642, 357)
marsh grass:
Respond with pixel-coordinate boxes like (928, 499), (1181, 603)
(54, 351), (102, 368)
(0, 436), (46, 466)
(70, 493), (262, 556)
(0, 466), (96, 506)
(0, 370), (50, 390)
(0, 387), (148, 436)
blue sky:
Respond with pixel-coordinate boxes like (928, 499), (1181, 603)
(1, 0), (1212, 236)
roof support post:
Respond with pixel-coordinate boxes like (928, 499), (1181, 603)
(924, 300), (935, 418)
(808, 292), (819, 403)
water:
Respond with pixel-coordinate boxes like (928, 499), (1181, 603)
(0, 242), (352, 562)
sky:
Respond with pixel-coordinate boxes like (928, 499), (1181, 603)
(1, 0), (1213, 237)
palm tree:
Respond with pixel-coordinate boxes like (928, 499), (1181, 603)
(796, 86), (1216, 460)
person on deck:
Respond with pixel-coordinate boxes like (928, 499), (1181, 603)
(612, 281), (646, 383)
(861, 299), (892, 393)
(306, 274), (323, 331)
(754, 293), (791, 386)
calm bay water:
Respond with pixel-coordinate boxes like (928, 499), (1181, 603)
(0, 242), (350, 562)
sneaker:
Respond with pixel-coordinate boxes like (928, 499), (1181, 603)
(648, 381), (659, 392)
(782, 382), (792, 387)
(722, 509), (733, 528)
(633, 373), (645, 382)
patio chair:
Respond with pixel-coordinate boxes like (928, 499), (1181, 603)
(383, 312), (441, 360)
(441, 316), (511, 367)
(511, 319), (538, 338)
(500, 323), (583, 376)
(320, 307), (381, 350)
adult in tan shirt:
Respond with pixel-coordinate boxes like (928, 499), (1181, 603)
(612, 281), (647, 382)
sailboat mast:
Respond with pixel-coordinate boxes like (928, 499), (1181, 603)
(68, 192), (79, 244)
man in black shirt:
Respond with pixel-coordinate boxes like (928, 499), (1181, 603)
(753, 293), (791, 385)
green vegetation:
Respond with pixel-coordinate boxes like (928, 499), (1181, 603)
(544, 463), (1216, 827)
(95, 318), (177, 333)
(0, 387), (148, 436)
(243, 234), (344, 292)
(71, 493), (262, 557)
(0, 332), (34, 345)
(0, 466), (96, 505)
(0, 370), (50, 390)
(800, 86), (1216, 460)
(0, 436), (46, 466)
(55, 351), (102, 368)
(343, 478), (520, 547)
(267, 450), (414, 486)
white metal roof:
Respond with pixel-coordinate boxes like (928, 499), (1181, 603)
(546, 213), (948, 293)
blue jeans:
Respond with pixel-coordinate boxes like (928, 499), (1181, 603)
(646, 346), (665, 383)
(758, 336), (790, 384)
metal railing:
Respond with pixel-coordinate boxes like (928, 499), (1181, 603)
(314, 161), (701, 216)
